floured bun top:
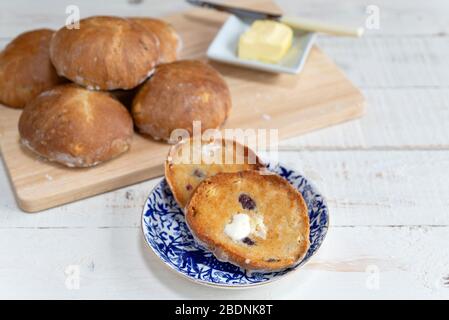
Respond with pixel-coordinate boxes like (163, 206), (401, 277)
(18, 84), (133, 167)
(185, 170), (310, 271)
(165, 137), (264, 209)
(0, 29), (65, 108)
(50, 16), (160, 90)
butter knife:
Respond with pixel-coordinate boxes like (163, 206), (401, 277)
(186, 0), (364, 37)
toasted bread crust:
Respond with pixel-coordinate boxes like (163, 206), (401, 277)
(0, 29), (65, 108)
(186, 170), (310, 271)
(50, 16), (159, 90)
(132, 60), (231, 141)
(18, 84), (133, 167)
(165, 138), (264, 209)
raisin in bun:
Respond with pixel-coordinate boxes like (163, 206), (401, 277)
(50, 16), (159, 90)
(165, 138), (264, 209)
(0, 29), (64, 108)
(186, 170), (310, 271)
(19, 84), (133, 167)
(131, 18), (180, 63)
(132, 60), (231, 141)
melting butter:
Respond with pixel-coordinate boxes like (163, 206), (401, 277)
(224, 213), (251, 241)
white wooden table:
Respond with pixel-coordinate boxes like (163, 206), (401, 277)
(1, 0), (449, 299)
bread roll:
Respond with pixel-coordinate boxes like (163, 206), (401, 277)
(50, 16), (159, 90)
(186, 170), (310, 271)
(19, 84), (133, 167)
(131, 17), (180, 63)
(0, 29), (64, 108)
(132, 60), (231, 141)
(165, 137), (264, 209)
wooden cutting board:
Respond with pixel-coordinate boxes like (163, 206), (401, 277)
(0, 2), (365, 212)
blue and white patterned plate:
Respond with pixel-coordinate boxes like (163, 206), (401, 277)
(141, 163), (329, 288)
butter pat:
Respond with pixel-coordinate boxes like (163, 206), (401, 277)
(224, 213), (267, 242)
(224, 213), (251, 241)
(238, 20), (293, 63)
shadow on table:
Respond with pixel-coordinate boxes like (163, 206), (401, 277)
(138, 232), (310, 299)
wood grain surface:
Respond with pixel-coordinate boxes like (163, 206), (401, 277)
(0, 2), (364, 212)
(0, 0), (448, 299)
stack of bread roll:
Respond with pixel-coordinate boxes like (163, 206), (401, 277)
(0, 16), (231, 168)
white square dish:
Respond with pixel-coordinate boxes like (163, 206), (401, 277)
(207, 15), (316, 74)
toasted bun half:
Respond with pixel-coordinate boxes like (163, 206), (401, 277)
(186, 170), (310, 271)
(165, 137), (264, 209)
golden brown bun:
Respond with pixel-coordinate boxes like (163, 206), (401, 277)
(18, 84), (133, 167)
(165, 137), (265, 209)
(132, 60), (231, 141)
(0, 29), (65, 108)
(186, 170), (310, 271)
(131, 18), (180, 63)
(50, 16), (159, 90)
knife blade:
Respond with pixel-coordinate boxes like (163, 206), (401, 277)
(186, 0), (282, 20)
(186, 0), (364, 37)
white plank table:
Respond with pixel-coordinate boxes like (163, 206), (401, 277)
(1, 0), (449, 299)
